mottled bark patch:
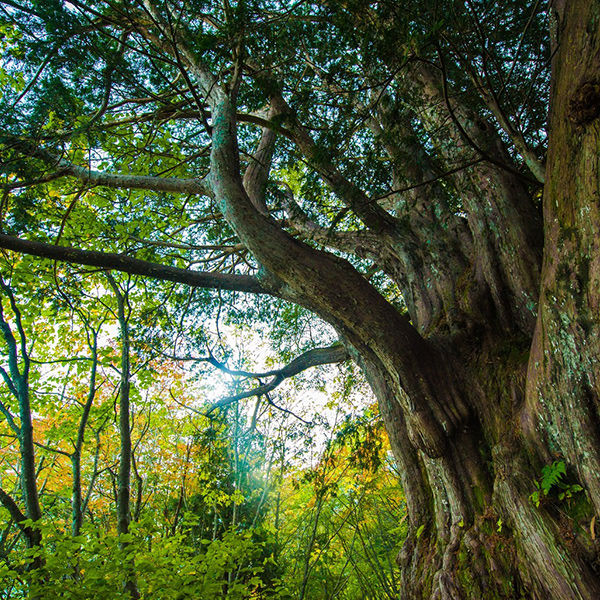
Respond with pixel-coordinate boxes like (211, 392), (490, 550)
(568, 80), (600, 126)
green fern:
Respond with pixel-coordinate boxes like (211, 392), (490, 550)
(530, 461), (584, 507)
(540, 460), (566, 495)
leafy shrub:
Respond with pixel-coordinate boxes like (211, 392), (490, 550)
(0, 522), (264, 600)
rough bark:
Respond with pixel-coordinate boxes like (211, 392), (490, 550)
(244, 3), (600, 596)
(524, 0), (600, 509)
(377, 2), (600, 596)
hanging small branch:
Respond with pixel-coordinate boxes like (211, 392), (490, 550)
(206, 344), (349, 413)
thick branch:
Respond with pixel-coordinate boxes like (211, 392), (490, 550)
(268, 93), (397, 234)
(59, 162), (211, 196)
(2, 137), (211, 196)
(0, 234), (269, 295)
(278, 182), (383, 256)
(242, 104), (280, 214)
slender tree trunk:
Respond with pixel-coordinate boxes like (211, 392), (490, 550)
(107, 275), (139, 600)
(18, 386), (42, 528)
(170, 441), (191, 535)
(298, 493), (325, 600)
(0, 280), (42, 548)
(71, 327), (98, 537)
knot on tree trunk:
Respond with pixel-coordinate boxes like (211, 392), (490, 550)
(569, 80), (600, 126)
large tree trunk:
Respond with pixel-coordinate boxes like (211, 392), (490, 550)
(369, 1), (600, 597)
(234, 2), (600, 596)
(525, 0), (600, 511)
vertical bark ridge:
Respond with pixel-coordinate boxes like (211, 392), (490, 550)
(525, 0), (600, 514)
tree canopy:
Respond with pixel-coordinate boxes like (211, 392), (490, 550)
(1, 0), (600, 598)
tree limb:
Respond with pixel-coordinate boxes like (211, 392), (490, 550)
(206, 344), (349, 413)
(277, 181), (383, 255)
(266, 92), (397, 235)
(1, 136), (212, 196)
(263, 392), (312, 425)
(0, 375), (19, 434)
(0, 234), (270, 295)
(242, 105), (279, 214)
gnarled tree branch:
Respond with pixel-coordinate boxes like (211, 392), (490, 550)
(278, 181), (384, 256)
